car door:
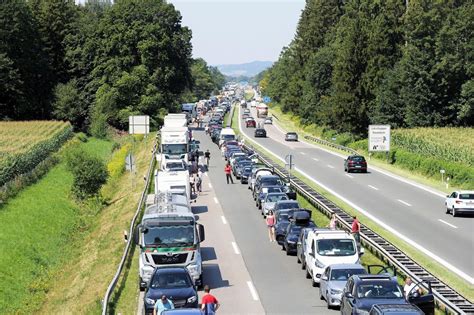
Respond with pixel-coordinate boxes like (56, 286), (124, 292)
(308, 239), (316, 277)
(320, 266), (330, 300)
(407, 280), (435, 315)
(341, 278), (354, 315)
(446, 192), (457, 208)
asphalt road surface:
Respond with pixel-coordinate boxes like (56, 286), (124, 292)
(196, 129), (337, 314)
(239, 104), (474, 284)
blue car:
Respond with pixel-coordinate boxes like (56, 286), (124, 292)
(144, 267), (198, 314)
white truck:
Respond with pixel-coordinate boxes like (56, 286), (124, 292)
(181, 103), (197, 122)
(155, 170), (191, 202)
(159, 126), (189, 165)
(256, 103), (268, 118)
(164, 114), (188, 128)
(136, 191), (205, 290)
(304, 229), (363, 286)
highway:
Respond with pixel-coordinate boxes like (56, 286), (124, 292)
(239, 104), (474, 284)
(194, 128), (338, 314)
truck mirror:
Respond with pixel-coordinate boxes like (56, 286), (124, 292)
(198, 224), (205, 243)
(133, 225), (141, 244)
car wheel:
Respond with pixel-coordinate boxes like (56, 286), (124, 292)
(319, 288), (324, 300)
(301, 260), (306, 270)
(452, 207), (457, 217)
(347, 168), (351, 173)
(446, 207), (450, 214)
(285, 246), (290, 256)
(305, 269), (311, 279)
(297, 255), (301, 264)
(312, 278), (318, 287)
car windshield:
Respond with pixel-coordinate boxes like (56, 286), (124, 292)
(166, 162), (185, 171)
(351, 156), (366, 162)
(459, 193), (474, 199)
(222, 135), (235, 141)
(267, 194), (288, 202)
(330, 269), (366, 281)
(317, 239), (356, 256)
(242, 167), (252, 174)
(144, 225), (194, 247)
(290, 225), (303, 233)
(356, 282), (403, 299)
(287, 133), (297, 136)
(277, 202), (299, 209)
(162, 144), (187, 155)
(151, 272), (191, 288)
(262, 178), (282, 186)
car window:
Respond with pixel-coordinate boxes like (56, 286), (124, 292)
(459, 193), (474, 199)
(356, 282), (403, 299)
(330, 269), (366, 281)
(351, 156), (366, 162)
(152, 272), (191, 288)
(317, 239), (356, 256)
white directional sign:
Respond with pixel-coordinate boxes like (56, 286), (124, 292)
(369, 125), (391, 152)
(129, 115), (150, 135)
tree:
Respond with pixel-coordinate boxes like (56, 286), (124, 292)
(52, 80), (87, 129)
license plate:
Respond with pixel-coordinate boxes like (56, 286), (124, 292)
(356, 165), (361, 168)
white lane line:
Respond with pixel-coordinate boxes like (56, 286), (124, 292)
(397, 199), (412, 207)
(213, 197), (219, 204)
(208, 182), (213, 188)
(327, 164), (335, 169)
(300, 152), (306, 155)
(312, 158), (319, 162)
(438, 219), (458, 229)
(236, 119), (474, 284)
(221, 216), (227, 225)
(368, 185), (379, 191)
(345, 174), (354, 179)
(246, 281), (260, 301)
(231, 242), (240, 255)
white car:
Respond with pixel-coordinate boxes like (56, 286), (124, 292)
(445, 190), (474, 217)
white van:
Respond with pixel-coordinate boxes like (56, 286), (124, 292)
(219, 128), (236, 146)
(304, 229), (362, 286)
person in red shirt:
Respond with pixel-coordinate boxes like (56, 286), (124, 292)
(351, 215), (361, 252)
(224, 162), (233, 184)
(201, 285), (220, 314)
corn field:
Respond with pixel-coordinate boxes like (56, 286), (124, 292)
(392, 128), (474, 167)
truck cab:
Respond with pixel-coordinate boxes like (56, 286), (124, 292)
(158, 126), (189, 164)
(304, 229), (362, 287)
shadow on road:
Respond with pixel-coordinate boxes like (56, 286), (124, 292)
(192, 205), (208, 214)
(202, 263), (231, 289)
(201, 246), (217, 261)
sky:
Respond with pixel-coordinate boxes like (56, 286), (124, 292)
(167, 0), (306, 65)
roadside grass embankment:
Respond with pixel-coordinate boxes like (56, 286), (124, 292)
(0, 137), (113, 314)
(36, 134), (155, 314)
(231, 105), (474, 302)
(268, 105), (474, 191)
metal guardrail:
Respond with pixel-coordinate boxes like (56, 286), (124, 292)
(102, 138), (158, 315)
(243, 142), (473, 315)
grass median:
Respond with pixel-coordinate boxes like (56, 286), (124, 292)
(232, 105), (473, 302)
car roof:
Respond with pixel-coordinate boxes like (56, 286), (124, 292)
(266, 192), (287, 196)
(353, 274), (396, 282)
(276, 200), (298, 204)
(162, 309), (203, 314)
(328, 263), (365, 270)
(286, 132), (297, 134)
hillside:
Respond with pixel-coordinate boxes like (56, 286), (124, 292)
(216, 61), (273, 77)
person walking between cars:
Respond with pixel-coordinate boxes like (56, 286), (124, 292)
(266, 210), (276, 242)
(224, 162), (233, 184)
(351, 215), (361, 252)
(196, 174), (202, 193)
(190, 175), (196, 195)
(205, 149), (211, 168)
(201, 285), (220, 315)
(154, 295), (174, 315)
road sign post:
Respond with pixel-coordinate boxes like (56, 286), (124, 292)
(285, 154), (294, 181)
(368, 125), (391, 162)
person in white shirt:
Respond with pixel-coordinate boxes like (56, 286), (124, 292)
(403, 277), (420, 298)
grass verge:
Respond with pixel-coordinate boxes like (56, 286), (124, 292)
(232, 106), (474, 302)
(36, 134), (155, 314)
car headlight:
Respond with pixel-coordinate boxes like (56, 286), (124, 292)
(330, 288), (342, 295)
(145, 298), (156, 305)
(356, 309), (370, 315)
(187, 295), (197, 303)
(315, 259), (325, 268)
(286, 239), (296, 244)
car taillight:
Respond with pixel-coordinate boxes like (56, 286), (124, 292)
(455, 200), (463, 204)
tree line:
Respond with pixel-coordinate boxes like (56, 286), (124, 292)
(261, 0), (473, 137)
(0, 0), (224, 135)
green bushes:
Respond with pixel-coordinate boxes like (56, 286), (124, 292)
(0, 123), (73, 187)
(107, 143), (131, 179)
(66, 148), (109, 199)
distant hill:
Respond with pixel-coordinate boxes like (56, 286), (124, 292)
(216, 61), (273, 78)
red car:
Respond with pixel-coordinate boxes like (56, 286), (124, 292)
(246, 118), (256, 128)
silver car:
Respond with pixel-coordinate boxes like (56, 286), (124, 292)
(319, 263), (366, 309)
(262, 192), (288, 216)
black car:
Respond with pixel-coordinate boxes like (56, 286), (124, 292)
(254, 128), (266, 138)
(274, 209), (298, 245)
(285, 132), (298, 141)
(144, 267), (198, 314)
(369, 304), (424, 315)
(344, 155), (368, 173)
(340, 275), (434, 315)
(240, 166), (253, 184)
(282, 211), (316, 255)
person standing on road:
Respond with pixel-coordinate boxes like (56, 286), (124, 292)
(196, 174), (202, 193)
(153, 295), (174, 315)
(351, 215), (361, 251)
(266, 210), (276, 242)
(328, 213), (337, 230)
(190, 175), (196, 195)
(224, 162), (233, 184)
(201, 285), (220, 315)
(204, 149), (211, 168)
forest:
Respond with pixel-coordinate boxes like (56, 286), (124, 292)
(261, 0), (473, 137)
(0, 0), (225, 135)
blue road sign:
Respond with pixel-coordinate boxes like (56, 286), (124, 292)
(263, 96), (271, 103)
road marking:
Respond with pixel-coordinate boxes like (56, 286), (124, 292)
(438, 219), (458, 229)
(300, 152), (306, 155)
(397, 199), (412, 207)
(231, 242), (240, 255)
(312, 158), (319, 162)
(213, 197), (219, 204)
(237, 120), (474, 283)
(246, 281), (260, 301)
(208, 183), (213, 188)
(368, 185), (379, 191)
(221, 216), (227, 225)
(327, 164), (335, 169)
(345, 174), (354, 179)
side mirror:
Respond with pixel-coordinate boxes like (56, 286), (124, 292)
(446, 195), (449, 198)
(198, 224), (205, 243)
(134, 224), (141, 244)
(359, 247), (365, 256)
(297, 241), (302, 245)
(321, 275), (328, 281)
(344, 292), (353, 299)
